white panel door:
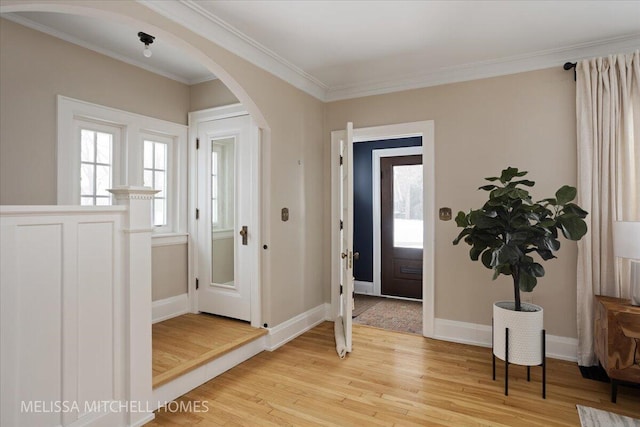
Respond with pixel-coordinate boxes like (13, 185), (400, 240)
(197, 115), (252, 321)
(340, 122), (354, 352)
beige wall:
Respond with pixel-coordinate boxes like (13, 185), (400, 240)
(325, 68), (579, 338)
(190, 79), (239, 111)
(1, 2), (580, 336)
(0, 18), (190, 205)
(1, 2), (327, 328)
(152, 244), (188, 301)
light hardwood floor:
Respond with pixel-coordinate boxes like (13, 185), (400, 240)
(149, 322), (639, 426)
(152, 313), (267, 388)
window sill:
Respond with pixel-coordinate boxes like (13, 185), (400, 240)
(152, 233), (188, 247)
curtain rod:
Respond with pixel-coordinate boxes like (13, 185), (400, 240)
(564, 62), (577, 81)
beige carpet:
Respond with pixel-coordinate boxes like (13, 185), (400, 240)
(352, 294), (422, 335)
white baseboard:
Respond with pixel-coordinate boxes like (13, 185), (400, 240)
(129, 413), (155, 427)
(434, 318), (578, 362)
(152, 293), (189, 324)
(265, 303), (330, 351)
(354, 280), (374, 295)
(151, 336), (265, 410)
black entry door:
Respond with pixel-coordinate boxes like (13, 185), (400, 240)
(380, 155), (423, 299)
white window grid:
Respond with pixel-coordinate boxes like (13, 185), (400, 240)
(144, 139), (168, 227)
(80, 128), (113, 206)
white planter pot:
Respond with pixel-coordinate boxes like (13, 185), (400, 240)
(493, 301), (544, 366)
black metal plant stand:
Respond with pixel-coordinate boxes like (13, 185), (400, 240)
(492, 319), (546, 399)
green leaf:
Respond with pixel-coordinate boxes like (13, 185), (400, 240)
(453, 228), (471, 245)
(481, 250), (493, 269)
(562, 203), (589, 218)
(479, 184), (497, 191)
(518, 272), (537, 292)
(522, 262), (545, 278)
(555, 185), (577, 205)
(455, 211), (469, 227)
(512, 179), (535, 187)
(485, 176), (500, 182)
(500, 167), (522, 183)
(491, 244), (521, 268)
(535, 249), (556, 260)
(469, 210), (499, 229)
(539, 236), (560, 251)
(539, 198), (557, 205)
(470, 244), (487, 261)
(558, 216), (588, 240)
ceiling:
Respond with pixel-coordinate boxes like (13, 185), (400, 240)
(4, 1), (640, 101)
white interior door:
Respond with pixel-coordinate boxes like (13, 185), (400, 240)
(196, 115), (252, 321)
(340, 122), (354, 352)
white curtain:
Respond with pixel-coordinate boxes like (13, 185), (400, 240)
(576, 50), (640, 366)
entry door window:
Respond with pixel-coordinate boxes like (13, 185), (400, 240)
(380, 155), (423, 299)
(393, 164), (423, 249)
(211, 137), (236, 286)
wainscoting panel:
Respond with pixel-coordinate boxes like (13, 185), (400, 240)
(77, 222), (118, 413)
(1, 193), (154, 427)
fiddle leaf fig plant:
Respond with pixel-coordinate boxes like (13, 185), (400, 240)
(453, 167), (588, 311)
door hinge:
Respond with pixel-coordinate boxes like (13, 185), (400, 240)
(340, 220), (343, 230)
(196, 137), (200, 150)
(196, 278), (199, 290)
(340, 155), (343, 165)
(340, 284), (343, 295)
(195, 208), (200, 220)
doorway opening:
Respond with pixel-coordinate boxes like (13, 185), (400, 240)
(352, 140), (424, 334)
(331, 121), (435, 346)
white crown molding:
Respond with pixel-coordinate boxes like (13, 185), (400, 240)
(325, 34), (640, 101)
(138, 0), (328, 100)
(23, 0), (638, 101)
(2, 12), (201, 85)
(140, 1), (640, 102)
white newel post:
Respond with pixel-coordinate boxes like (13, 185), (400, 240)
(109, 186), (158, 426)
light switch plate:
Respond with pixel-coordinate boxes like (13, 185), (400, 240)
(439, 207), (452, 221)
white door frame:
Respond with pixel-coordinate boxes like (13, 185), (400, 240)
(372, 146), (424, 298)
(188, 103), (262, 328)
(331, 121), (435, 337)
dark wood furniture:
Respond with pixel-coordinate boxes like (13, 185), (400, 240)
(594, 295), (640, 402)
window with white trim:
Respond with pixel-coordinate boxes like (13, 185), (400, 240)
(144, 138), (169, 228)
(58, 96), (187, 240)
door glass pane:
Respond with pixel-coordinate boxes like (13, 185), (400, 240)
(211, 137), (235, 285)
(393, 164), (423, 249)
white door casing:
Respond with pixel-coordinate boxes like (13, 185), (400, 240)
(331, 121), (435, 338)
(189, 105), (260, 325)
